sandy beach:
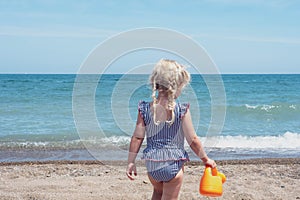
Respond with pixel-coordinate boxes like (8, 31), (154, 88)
(0, 158), (299, 200)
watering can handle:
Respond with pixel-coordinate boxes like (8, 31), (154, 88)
(212, 167), (218, 176)
(205, 165), (218, 176)
(205, 166), (226, 183)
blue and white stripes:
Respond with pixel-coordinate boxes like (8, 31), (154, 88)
(146, 160), (185, 181)
(138, 101), (190, 162)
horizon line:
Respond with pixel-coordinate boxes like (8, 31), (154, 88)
(1, 72), (300, 75)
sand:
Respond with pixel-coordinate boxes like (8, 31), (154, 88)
(0, 158), (299, 200)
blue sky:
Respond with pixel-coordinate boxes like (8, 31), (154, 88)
(0, 0), (300, 73)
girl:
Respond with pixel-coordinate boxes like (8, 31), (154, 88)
(126, 59), (216, 200)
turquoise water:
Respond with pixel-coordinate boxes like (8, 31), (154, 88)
(0, 74), (299, 161)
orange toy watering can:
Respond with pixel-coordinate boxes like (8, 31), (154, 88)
(199, 166), (226, 197)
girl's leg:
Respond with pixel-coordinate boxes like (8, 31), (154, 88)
(162, 168), (184, 200)
(148, 173), (163, 200)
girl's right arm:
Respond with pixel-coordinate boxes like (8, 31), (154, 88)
(126, 112), (145, 180)
(182, 109), (217, 168)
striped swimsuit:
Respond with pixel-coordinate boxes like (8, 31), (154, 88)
(138, 101), (190, 182)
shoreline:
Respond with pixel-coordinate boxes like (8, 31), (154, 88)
(1, 157), (299, 166)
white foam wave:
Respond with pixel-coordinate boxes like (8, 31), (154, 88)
(289, 105), (296, 109)
(245, 104), (297, 111)
(100, 136), (131, 146)
(245, 104), (258, 109)
(101, 133), (300, 151)
(201, 132), (300, 149)
(2, 132), (300, 151)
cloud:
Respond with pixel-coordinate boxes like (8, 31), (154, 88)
(2, 25), (300, 46)
(192, 33), (300, 45)
(0, 26), (116, 38)
(206, 0), (300, 8)
(223, 35), (300, 45)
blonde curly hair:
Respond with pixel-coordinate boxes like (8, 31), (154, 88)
(150, 59), (190, 125)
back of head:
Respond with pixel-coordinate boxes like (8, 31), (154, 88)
(150, 59), (190, 92)
(149, 59), (190, 125)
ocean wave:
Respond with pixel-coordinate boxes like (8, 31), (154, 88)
(0, 140), (85, 150)
(226, 104), (299, 117)
(1, 132), (300, 151)
(0, 136), (132, 150)
(200, 132), (300, 149)
(245, 104), (297, 112)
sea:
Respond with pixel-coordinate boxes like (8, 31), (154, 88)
(0, 74), (299, 162)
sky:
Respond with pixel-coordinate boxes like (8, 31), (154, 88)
(0, 0), (300, 74)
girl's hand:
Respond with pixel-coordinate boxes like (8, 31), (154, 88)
(126, 162), (137, 180)
(204, 158), (217, 168)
